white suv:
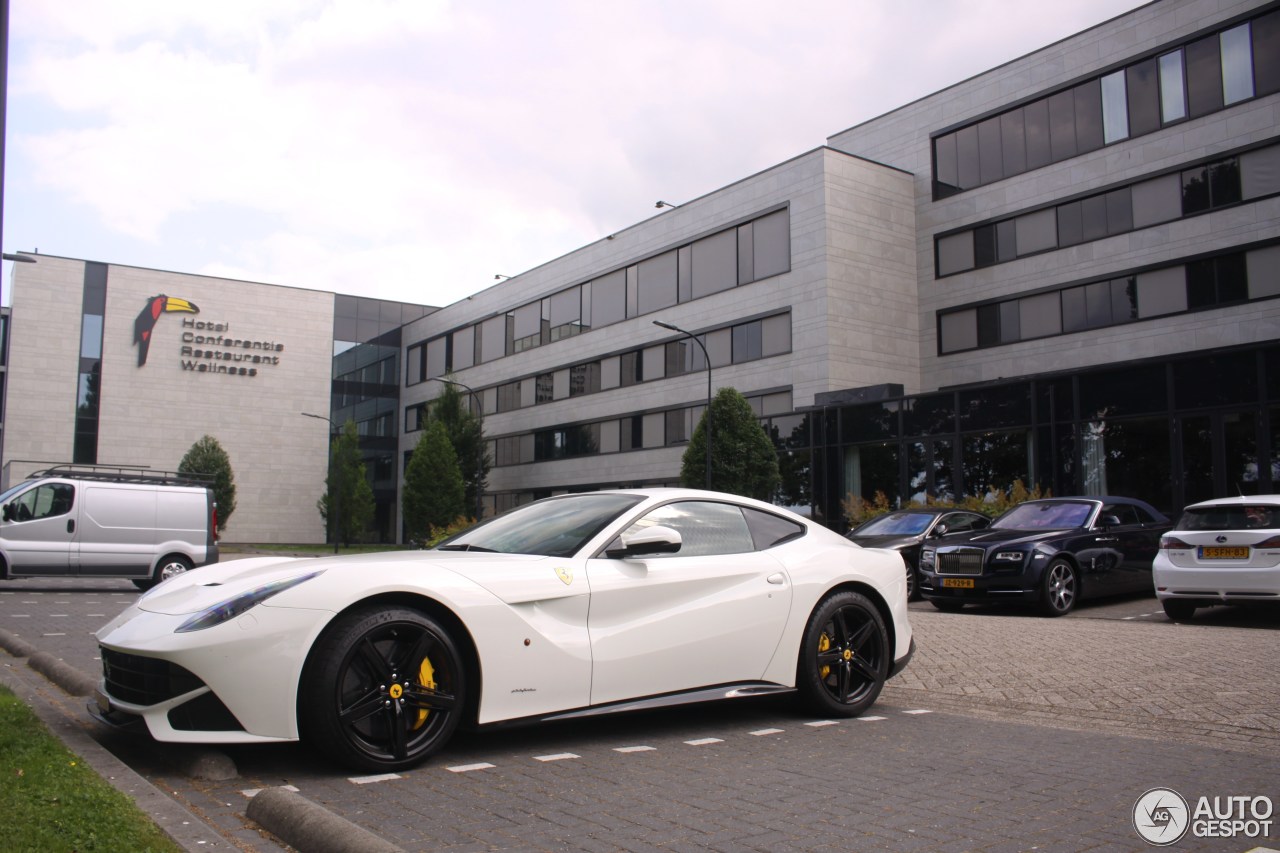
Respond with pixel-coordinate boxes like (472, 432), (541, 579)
(1153, 495), (1280, 621)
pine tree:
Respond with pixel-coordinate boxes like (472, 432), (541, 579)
(178, 434), (236, 532)
(681, 387), (781, 501)
(402, 421), (467, 544)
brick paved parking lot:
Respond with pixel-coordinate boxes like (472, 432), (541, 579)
(1, 578), (1277, 852)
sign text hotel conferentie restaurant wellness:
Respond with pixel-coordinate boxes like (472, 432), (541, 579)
(132, 294), (286, 378)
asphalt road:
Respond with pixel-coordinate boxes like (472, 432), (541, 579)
(1, 575), (1278, 852)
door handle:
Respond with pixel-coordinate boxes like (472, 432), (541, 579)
(1095, 536), (1118, 543)
(67, 519), (75, 534)
(767, 572), (786, 585)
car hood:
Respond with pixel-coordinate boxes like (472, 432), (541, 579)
(847, 534), (916, 550)
(134, 550), (562, 615)
(933, 528), (1069, 549)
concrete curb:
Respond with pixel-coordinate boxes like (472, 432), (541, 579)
(0, 627), (38, 658)
(28, 650), (99, 697)
(247, 787), (407, 853)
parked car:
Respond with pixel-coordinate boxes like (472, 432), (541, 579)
(847, 509), (990, 601)
(919, 496), (1171, 616)
(93, 488), (914, 771)
(0, 465), (218, 589)
(1153, 495), (1280, 621)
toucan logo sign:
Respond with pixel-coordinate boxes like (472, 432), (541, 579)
(133, 294), (286, 378)
(134, 294), (199, 366)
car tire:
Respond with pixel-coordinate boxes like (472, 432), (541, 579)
(903, 558), (920, 602)
(1039, 558), (1077, 617)
(930, 599), (965, 613)
(1161, 599), (1197, 622)
(299, 606), (465, 772)
(133, 555), (193, 590)
(796, 591), (889, 718)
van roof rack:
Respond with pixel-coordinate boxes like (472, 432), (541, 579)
(26, 464), (215, 487)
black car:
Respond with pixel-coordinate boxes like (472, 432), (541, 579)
(918, 497), (1172, 616)
(847, 509), (990, 601)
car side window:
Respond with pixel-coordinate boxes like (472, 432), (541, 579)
(10, 484), (75, 522)
(1100, 503), (1139, 526)
(741, 507), (805, 550)
(621, 501), (756, 557)
(944, 513), (984, 533)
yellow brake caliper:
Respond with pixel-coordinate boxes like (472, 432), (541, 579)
(818, 632), (831, 680)
(413, 657), (436, 730)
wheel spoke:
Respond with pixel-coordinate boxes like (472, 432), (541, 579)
(830, 610), (850, 646)
(356, 635), (390, 678)
(848, 654), (879, 683)
(404, 685), (457, 713)
(338, 687), (385, 726)
(396, 631), (438, 676)
(389, 700), (408, 760)
(847, 618), (875, 653)
(816, 648), (843, 669)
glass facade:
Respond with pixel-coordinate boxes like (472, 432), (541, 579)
(810, 342), (1279, 530)
(331, 296), (432, 543)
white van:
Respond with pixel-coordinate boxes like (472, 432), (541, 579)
(0, 465), (219, 589)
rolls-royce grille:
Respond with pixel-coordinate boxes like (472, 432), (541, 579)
(936, 549), (986, 575)
(101, 647), (205, 706)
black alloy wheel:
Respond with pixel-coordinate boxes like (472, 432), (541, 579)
(300, 606), (464, 771)
(796, 591), (889, 717)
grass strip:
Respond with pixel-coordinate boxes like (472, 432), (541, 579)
(0, 684), (181, 853)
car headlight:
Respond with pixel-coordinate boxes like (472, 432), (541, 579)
(920, 548), (935, 569)
(993, 551), (1025, 563)
(176, 570), (325, 633)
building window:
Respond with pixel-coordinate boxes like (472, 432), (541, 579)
(932, 8), (1277, 199)
(939, 246), (1269, 354)
(937, 144), (1261, 277)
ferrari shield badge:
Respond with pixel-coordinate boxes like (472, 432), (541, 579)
(555, 566), (573, 585)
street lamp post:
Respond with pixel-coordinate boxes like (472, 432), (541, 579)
(653, 320), (712, 490)
(429, 378), (485, 521)
(301, 412), (341, 554)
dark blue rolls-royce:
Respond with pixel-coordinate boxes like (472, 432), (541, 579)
(918, 497), (1172, 616)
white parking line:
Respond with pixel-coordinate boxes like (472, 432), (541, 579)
(613, 745), (656, 753)
(241, 785), (299, 797)
(446, 762), (495, 773)
(349, 773), (401, 784)
(685, 737), (724, 745)
(902, 709), (933, 715)
(534, 753), (579, 762)
(804, 720), (839, 727)
(858, 716), (887, 722)
(750, 728), (785, 736)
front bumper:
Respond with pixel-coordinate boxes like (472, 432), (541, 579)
(918, 569), (1040, 604)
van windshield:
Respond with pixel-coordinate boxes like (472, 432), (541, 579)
(0, 482), (32, 505)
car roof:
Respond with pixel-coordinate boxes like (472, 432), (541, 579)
(1183, 494), (1280, 510)
(1013, 496), (1169, 520)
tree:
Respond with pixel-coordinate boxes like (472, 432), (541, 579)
(402, 421), (467, 544)
(428, 377), (489, 518)
(317, 420), (375, 546)
(178, 434), (236, 532)
(681, 387), (781, 501)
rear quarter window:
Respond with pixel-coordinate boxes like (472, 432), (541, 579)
(742, 507), (806, 550)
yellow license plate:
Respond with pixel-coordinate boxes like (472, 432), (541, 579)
(941, 578), (975, 588)
(1200, 546), (1249, 559)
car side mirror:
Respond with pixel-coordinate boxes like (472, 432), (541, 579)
(930, 523), (949, 538)
(1, 504), (11, 522)
(605, 525), (682, 559)
(1099, 514), (1122, 528)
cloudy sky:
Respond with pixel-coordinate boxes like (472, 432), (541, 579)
(4, 0), (1149, 308)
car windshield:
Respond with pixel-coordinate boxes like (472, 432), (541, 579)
(1176, 504), (1279, 531)
(851, 513), (933, 536)
(993, 501), (1093, 530)
(435, 493), (644, 557)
